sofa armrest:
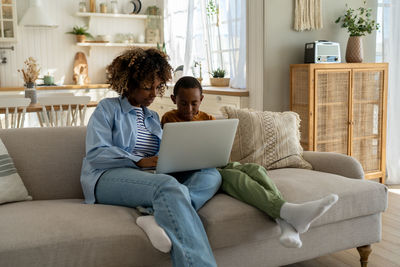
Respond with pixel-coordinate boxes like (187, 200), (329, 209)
(302, 151), (364, 179)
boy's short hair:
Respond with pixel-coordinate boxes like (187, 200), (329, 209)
(173, 76), (203, 96)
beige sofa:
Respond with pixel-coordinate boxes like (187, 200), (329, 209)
(0, 127), (387, 267)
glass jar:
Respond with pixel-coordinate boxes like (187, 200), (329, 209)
(111, 0), (118, 14)
(79, 1), (87, 12)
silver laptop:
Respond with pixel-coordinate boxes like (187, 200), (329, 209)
(155, 119), (239, 174)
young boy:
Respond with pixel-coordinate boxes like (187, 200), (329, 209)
(161, 76), (214, 126)
(162, 76), (339, 249)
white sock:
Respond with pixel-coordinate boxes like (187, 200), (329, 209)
(136, 215), (172, 253)
(276, 218), (302, 248)
(280, 194), (339, 234)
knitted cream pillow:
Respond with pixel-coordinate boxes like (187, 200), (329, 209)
(0, 138), (32, 204)
(221, 106), (312, 170)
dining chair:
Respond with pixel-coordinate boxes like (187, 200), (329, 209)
(0, 97), (31, 129)
(37, 95), (91, 127)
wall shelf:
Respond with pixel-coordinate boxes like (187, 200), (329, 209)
(76, 12), (147, 19)
(77, 42), (156, 56)
(77, 42), (156, 47)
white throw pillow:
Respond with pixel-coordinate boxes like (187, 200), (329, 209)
(0, 138), (32, 204)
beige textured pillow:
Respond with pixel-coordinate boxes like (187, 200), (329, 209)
(0, 138), (32, 204)
(221, 106), (312, 170)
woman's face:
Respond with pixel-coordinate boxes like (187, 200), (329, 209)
(128, 77), (163, 107)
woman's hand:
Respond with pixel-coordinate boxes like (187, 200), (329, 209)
(136, 156), (158, 168)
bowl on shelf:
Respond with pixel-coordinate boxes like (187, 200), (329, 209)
(96, 35), (112, 42)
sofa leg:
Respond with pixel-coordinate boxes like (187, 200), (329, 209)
(357, 245), (372, 267)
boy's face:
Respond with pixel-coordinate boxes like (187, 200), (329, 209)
(171, 87), (204, 121)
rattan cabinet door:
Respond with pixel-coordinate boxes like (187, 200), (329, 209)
(351, 70), (384, 173)
(314, 70), (351, 154)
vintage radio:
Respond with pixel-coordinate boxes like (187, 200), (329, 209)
(304, 41), (341, 63)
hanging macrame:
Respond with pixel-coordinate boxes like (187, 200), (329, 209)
(294, 0), (323, 31)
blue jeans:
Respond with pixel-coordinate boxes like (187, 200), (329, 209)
(95, 167), (222, 267)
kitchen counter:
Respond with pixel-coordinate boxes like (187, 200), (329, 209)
(0, 84), (110, 92)
(0, 84), (249, 97)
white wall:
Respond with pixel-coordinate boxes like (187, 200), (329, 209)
(0, 0), (160, 87)
(263, 0), (378, 111)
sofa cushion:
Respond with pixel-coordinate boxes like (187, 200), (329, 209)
(199, 168), (387, 249)
(0, 127), (86, 200)
(220, 106), (312, 170)
(0, 199), (169, 267)
(0, 137), (31, 204)
(0, 171), (387, 265)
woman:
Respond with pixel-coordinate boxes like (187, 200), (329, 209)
(80, 48), (221, 267)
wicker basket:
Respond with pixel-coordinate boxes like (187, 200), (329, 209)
(210, 78), (230, 87)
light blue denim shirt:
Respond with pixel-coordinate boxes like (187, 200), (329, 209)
(80, 96), (162, 204)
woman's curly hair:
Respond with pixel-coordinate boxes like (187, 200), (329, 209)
(106, 48), (172, 97)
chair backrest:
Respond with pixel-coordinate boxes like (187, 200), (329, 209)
(0, 93), (24, 98)
(37, 92), (75, 97)
(37, 95), (91, 127)
(0, 97), (31, 129)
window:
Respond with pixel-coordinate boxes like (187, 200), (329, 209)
(164, 0), (246, 88)
(376, 0), (391, 62)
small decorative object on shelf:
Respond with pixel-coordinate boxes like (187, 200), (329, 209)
(18, 57), (40, 104)
(210, 68), (230, 87)
(335, 1), (379, 63)
(129, 0), (142, 14)
(79, 1), (87, 12)
(90, 0), (96, 12)
(99, 2), (107, 13)
(111, 0), (118, 13)
(66, 25), (93, 43)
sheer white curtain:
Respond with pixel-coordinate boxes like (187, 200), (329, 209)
(164, 0), (208, 77)
(226, 0), (246, 88)
(383, 1), (400, 184)
(164, 0), (246, 87)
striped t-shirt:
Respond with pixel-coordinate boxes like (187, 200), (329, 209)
(132, 107), (160, 158)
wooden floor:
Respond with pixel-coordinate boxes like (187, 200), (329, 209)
(285, 185), (400, 267)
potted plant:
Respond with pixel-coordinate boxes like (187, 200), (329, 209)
(66, 26), (93, 43)
(210, 68), (229, 87)
(18, 57), (40, 104)
(335, 1), (379, 63)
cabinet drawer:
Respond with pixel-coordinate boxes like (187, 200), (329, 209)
(202, 95), (243, 116)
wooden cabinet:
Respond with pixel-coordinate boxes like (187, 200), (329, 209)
(0, 0), (17, 42)
(290, 63), (388, 183)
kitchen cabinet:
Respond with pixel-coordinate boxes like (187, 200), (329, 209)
(290, 63), (388, 183)
(152, 87), (249, 118)
(0, 0), (17, 42)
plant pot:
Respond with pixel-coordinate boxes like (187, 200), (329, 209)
(346, 36), (363, 63)
(210, 77), (230, 87)
(76, 35), (86, 43)
(24, 83), (37, 104)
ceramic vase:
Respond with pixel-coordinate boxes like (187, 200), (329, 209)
(346, 36), (363, 63)
(24, 82), (37, 104)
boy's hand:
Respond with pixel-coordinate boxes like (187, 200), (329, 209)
(136, 156), (158, 168)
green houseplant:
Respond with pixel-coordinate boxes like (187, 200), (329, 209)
(210, 67), (229, 87)
(66, 26), (93, 43)
(335, 1), (379, 63)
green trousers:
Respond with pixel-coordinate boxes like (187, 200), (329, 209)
(218, 162), (285, 219)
